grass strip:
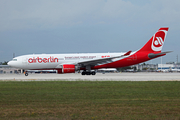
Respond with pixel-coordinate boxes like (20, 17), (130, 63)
(0, 81), (180, 120)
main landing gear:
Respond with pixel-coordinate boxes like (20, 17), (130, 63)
(81, 66), (96, 75)
(81, 71), (96, 75)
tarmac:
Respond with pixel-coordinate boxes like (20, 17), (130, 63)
(0, 72), (180, 81)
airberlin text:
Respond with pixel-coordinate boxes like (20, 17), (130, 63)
(28, 56), (58, 63)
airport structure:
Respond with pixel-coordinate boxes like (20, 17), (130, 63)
(0, 65), (22, 74)
(133, 64), (158, 71)
(133, 63), (180, 72)
(158, 63), (180, 72)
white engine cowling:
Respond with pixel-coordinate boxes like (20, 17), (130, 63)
(57, 64), (76, 74)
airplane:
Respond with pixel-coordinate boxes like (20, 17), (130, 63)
(8, 27), (171, 76)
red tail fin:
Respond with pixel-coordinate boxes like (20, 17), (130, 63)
(138, 27), (169, 53)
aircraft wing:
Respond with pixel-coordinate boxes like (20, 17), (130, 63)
(78, 51), (132, 67)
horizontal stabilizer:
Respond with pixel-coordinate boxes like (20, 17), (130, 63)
(148, 51), (172, 59)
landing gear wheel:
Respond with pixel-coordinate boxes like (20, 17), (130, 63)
(25, 73), (28, 76)
(81, 72), (86, 75)
(81, 71), (96, 75)
(91, 71), (96, 75)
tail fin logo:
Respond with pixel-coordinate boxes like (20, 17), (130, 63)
(151, 30), (167, 52)
(154, 37), (163, 46)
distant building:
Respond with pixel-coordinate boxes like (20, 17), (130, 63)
(133, 64), (158, 71)
(132, 63), (180, 72)
(158, 64), (180, 72)
(0, 65), (22, 74)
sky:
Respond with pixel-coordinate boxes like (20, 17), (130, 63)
(0, 0), (180, 64)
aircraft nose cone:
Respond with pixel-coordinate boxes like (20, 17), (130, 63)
(7, 61), (11, 66)
(7, 59), (22, 68)
(7, 61), (14, 67)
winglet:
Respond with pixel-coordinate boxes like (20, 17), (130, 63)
(124, 51), (132, 56)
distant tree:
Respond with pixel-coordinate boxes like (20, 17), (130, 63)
(117, 66), (132, 72)
(132, 66), (137, 71)
(2, 61), (8, 65)
(142, 67), (148, 71)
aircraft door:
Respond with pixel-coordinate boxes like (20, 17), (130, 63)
(22, 57), (28, 65)
(133, 54), (137, 61)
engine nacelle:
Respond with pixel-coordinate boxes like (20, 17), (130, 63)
(62, 64), (75, 73)
(57, 64), (76, 74)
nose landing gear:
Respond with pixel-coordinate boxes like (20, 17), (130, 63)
(25, 72), (28, 76)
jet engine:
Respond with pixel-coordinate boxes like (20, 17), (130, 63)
(57, 64), (77, 74)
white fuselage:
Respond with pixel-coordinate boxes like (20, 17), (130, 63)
(8, 52), (126, 70)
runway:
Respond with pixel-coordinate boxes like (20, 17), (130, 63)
(0, 72), (180, 81)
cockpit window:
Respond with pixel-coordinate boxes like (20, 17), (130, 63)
(12, 59), (17, 61)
